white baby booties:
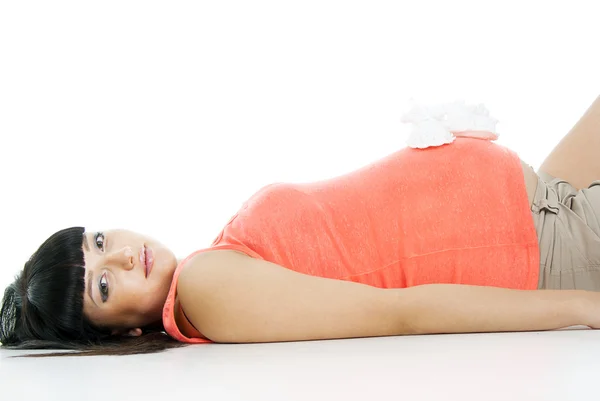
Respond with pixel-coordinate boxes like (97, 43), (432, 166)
(401, 100), (499, 149)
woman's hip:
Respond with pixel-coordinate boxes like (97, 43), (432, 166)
(531, 171), (600, 290)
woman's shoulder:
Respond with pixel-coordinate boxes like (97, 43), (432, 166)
(164, 249), (254, 343)
(178, 249), (252, 286)
(184, 249), (251, 268)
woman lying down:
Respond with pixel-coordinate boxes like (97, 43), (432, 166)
(3, 97), (600, 357)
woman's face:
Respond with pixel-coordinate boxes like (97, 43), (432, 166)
(81, 229), (179, 335)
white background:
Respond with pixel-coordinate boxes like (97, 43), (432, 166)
(1, 0), (599, 291)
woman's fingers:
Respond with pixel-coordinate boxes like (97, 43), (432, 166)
(452, 130), (499, 141)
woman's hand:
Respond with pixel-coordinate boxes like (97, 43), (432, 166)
(579, 291), (600, 329)
(453, 130), (498, 141)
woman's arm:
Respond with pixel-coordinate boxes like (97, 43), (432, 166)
(177, 251), (596, 343)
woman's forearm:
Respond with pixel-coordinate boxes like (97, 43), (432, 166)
(398, 284), (590, 334)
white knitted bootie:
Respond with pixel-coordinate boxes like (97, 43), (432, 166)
(402, 100), (499, 149)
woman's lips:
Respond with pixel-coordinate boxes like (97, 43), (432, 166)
(140, 246), (146, 277)
(140, 245), (154, 278)
(145, 246), (154, 278)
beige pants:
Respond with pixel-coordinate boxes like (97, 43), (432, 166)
(530, 170), (600, 290)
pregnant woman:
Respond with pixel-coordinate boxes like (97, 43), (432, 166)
(3, 96), (600, 357)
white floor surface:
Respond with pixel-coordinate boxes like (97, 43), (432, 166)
(2, 328), (600, 401)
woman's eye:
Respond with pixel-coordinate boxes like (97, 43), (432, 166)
(99, 273), (109, 302)
(94, 232), (105, 251)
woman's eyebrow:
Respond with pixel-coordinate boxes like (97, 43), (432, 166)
(83, 233), (97, 306)
(83, 233), (90, 252)
(86, 270), (98, 307)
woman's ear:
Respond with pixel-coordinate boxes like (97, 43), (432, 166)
(126, 328), (143, 337)
(111, 328), (142, 337)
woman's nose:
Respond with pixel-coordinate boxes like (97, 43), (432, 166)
(107, 246), (135, 270)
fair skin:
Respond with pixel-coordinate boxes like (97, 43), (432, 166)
(177, 250), (600, 343)
(85, 96), (600, 341)
(539, 95), (600, 189)
(81, 229), (181, 336)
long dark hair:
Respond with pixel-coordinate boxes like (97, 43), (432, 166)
(0, 227), (184, 357)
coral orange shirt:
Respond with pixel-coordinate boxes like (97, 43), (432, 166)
(163, 138), (539, 343)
